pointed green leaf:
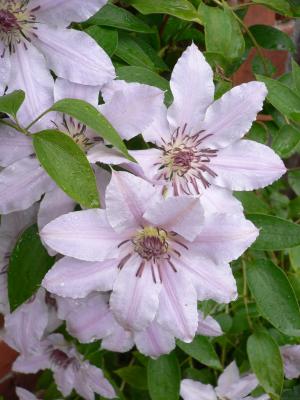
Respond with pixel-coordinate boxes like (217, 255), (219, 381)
(248, 213), (300, 250)
(124, 0), (201, 23)
(0, 90), (25, 118)
(115, 366), (148, 390)
(249, 25), (295, 52)
(178, 336), (222, 369)
(246, 259), (300, 336)
(257, 75), (300, 121)
(247, 331), (283, 399)
(33, 130), (100, 208)
(147, 353), (180, 400)
(199, 4), (245, 62)
(8, 225), (55, 311)
(85, 3), (155, 33)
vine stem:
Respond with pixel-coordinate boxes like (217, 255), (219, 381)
(242, 260), (254, 330)
(25, 107), (52, 130)
(0, 118), (30, 135)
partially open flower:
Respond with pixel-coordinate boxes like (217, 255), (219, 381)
(4, 290), (115, 400)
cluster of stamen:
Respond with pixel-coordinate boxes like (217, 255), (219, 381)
(133, 227), (168, 261)
(117, 227), (188, 283)
(53, 115), (102, 152)
(157, 124), (218, 195)
(0, 1), (40, 54)
(50, 349), (73, 369)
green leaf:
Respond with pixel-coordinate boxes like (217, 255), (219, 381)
(0, 90), (25, 118)
(33, 130), (100, 208)
(246, 121), (268, 144)
(8, 225), (55, 311)
(247, 331), (283, 399)
(177, 336), (222, 370)
(246, 259), (300, 336)
(134, 37), (169, 72)
(147, 353), (180, 400)
(247, 213), (300, 250)
(115, 366), (148, 390)
(288, 170), (300, 195)
(199, 4), (245, 63)
(116, 66), (173, 105)
(252, 0), (293, 15)
(50, 98), (133, 161)
(272, 124), (300, 158)
(115, 34), (163, 71)
(257, 75), (300, 121)
(249, 25), (295, 52)
(85, 3), (155, 33)
(124, 0), (201, 23)
(289, 197), (300, 219)
(85, 26), (118, 56)
(289, 246), (300, 272)
(214, 80), (232, 100)
(252, 54), (276, 76)
(234, 192), (270, 214)
(292, 59), (300, 93)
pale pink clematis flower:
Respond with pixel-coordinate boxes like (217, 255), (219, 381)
(180, 361), (269, 400)
(4, 291), (115, 400)
(0, 78), (163, 216)
(41, 171), (258, 342)
(92, 44), (286, 214)
(55, 291), (223, 358)
(280, 344), (300, 379)
(13, 333), (116, 400)
(0, 203), (38, 315)
(0, 0), (115, 124)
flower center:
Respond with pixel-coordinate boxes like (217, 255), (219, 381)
(117, 228), (189, 283)
(133, 226), (169, 261)
(0, 10), (18, 32)
(0, 1), (38, 52)
(164, 144), (197, 177)
(157, 124), (218, 196)
(50, 349), (73, 369)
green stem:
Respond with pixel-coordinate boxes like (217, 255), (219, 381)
(242, 260), (254, 330)
(0, 119), (29, 135)
(25, 107), (52, 131)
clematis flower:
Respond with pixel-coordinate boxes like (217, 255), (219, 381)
(0, 78), (163, 216)
(180, 361), (269, 400)
(280, 344), (300, 379)
(0, 203), (37, 315)
(0, 0), (115, 125)
(41, 171), (258, 342)
(55, 291), (223, 358)
(4, 290), (115, 400)
(13, 333), (116, 400)
(92, 44), (286, 214)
